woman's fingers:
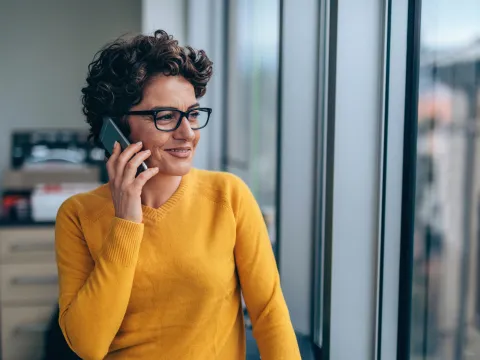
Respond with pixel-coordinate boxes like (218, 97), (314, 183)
(105, 140), (156, 223)
(122, 149), (152, 182)
(106, 141), (121, 181)
(133, 167), (159, 190)
(114, 141), (144, 185)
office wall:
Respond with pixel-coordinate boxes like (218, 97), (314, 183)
(0, 0), (141, 177)
(142, 0), (186, 44)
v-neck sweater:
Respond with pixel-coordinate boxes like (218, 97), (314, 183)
(55, 168), (300, 360)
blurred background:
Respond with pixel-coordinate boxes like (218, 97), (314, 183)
(0, 0), (478, 359)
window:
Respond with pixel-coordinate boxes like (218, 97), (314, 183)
(225, 0), (280, 250)
(410, 1), (480, 358)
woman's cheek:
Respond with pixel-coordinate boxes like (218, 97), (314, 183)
(154, 146), (165, 161)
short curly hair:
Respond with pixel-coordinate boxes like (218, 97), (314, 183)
(81, 30), (213, 144)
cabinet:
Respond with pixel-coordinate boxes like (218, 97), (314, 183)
(0, 226), (57, 360)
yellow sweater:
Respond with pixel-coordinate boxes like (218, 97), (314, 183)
(55, 168), (300, 360)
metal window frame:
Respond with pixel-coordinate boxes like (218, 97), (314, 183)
(378, 0), (410, 359)
(312, 0), (336, 353)
(396, 0), (422, 359)
(319, 0), (410, 358)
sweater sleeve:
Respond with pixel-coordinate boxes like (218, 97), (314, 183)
(55, 198), (144, 360)
(231, 177), (301, 360)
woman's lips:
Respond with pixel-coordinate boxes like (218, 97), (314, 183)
(164, 148), (191, 158)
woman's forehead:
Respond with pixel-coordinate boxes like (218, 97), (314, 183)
(141, 75), (196, 109)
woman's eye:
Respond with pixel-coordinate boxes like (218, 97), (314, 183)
(157, 113), (174, 121)
(190, 111), (200, 119)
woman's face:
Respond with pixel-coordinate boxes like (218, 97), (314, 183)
(127, 75), (200, 176)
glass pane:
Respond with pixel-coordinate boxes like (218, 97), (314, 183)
(226, 0), (280, 251)
(411, 1), (480, 359)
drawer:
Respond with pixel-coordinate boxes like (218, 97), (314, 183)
(1, 305), (54, 360)
(0, 228), (55, 264)
(0, 263), (58, 304)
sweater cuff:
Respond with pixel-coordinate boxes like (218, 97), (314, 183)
(103, 217), (144, 267)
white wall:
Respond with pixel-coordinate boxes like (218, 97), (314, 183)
(0, 0), (141, 176)
(142, 0), (186, 44)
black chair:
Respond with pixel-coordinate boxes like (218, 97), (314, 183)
(43, 306), (80, 360)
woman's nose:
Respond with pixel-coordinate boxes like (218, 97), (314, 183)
(173, 117), (195, 141)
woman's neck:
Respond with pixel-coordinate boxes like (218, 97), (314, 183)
(141, 173), (182, 209)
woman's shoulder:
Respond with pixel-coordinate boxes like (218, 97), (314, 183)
(190, 169), (252, 206)
(57, 183), (112, 222)
(192, 168), (241, 184)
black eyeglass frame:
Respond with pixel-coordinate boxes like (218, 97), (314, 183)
(125, 107), (212, 132)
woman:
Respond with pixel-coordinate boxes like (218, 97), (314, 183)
(55, 30), (300, 360)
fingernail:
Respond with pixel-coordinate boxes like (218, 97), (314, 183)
(114, 141), (118, 148)
(153, 167), (159, 172)
(137, 141), (143, 146)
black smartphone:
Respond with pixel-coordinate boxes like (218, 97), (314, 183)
(100, 117), (148, 173)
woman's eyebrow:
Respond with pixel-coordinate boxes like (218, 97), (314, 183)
(149, 103), (200, 111)
(187, 102), (200, 110)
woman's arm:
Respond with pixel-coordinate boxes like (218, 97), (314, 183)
(56, 140), (156, 359)
(232, 176), (301, 360)
(55, 197), (143, 360)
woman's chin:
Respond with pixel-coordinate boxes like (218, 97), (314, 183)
(156, 163), (193, 177)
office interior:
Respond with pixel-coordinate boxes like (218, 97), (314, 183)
(0, 0), (479, 359)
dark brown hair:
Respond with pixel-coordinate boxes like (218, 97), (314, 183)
(81, 30), (213, 144)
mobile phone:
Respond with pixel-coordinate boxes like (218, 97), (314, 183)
(100, 117), (148, 173)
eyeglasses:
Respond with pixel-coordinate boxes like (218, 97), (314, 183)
(125, 107), (212, 132)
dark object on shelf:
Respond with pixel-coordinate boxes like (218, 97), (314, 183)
(43, 306), (81, 360)
(1, 190), (31, 222)
(11, 129), (104, 169)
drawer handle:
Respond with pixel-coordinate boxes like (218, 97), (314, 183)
(10, 243), (54, 253)
(11, 275), (58, 286)
(14, 322), (49, 335)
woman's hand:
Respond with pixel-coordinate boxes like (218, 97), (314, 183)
(106, 141), (159, 223)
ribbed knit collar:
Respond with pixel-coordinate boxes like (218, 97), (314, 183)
(140, 169), (192, 222)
